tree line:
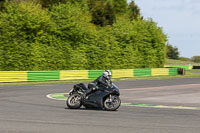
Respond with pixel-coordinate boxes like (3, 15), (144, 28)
(166, 43), (200, 63)
(0, 0), (167, 71)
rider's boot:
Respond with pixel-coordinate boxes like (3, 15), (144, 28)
(82, 92), (87, 100)
(82, 88), (92, 100)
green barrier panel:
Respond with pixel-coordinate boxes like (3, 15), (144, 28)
(184, 66), (189, 70)
(169, 68), (178, 76)
(134, 69), (151, 77)
(88, 70), (105, 79)
(168, 66), (189, 70)
(28, 71), (60, 81)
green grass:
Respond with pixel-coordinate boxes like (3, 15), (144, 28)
(0, 71), (200, 86)
(165, 58), (200, 65)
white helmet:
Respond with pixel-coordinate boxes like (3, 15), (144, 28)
(103, 70), (112, 80)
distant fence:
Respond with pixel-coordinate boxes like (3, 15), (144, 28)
(165, 65), (200, 70)
(0, 68), (178, 83)
(164, 65), (193, 70)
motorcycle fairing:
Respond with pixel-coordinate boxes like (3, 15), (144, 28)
(84, 90), (110, 109)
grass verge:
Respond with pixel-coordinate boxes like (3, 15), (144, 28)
(0, 71), (200, 86)
(165, 58), (200, 65)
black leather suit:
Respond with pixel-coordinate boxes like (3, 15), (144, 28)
(83, 75), (112, 98)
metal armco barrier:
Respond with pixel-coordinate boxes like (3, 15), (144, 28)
(0, 68), (178, 83)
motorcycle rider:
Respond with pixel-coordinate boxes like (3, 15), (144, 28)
(82, 70), (112, 99)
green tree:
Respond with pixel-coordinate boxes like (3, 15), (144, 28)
(166, 43), (180, 59)
(40, 0), (67, 7)
(32, 0), (88, 8)
(104, 1), (115, 25)
(191, 56), (200, 63)
(128, 0), (141, 20)
(91, 1), (115, 26)
(113, 0), (127, 14)
(179, 57), (191, 62)
(0, 0), (5, 11)
(88, 0), (96, 10)
(91, 1), (105, 26)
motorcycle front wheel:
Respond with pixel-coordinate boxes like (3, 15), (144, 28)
(104, 95), (121, 111)
(66, 93), (82, 109)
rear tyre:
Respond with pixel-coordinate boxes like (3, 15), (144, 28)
(104, 95), (121, 111)
(66, 93), (82, 109)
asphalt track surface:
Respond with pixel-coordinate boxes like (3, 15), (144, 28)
(1, 78), (200, 133)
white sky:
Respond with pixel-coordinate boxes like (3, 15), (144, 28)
(131, 0), (200, 58)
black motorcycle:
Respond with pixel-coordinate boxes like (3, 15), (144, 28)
(66, 83), (121, 111)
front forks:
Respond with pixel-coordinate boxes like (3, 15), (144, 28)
(108, 94), (113, 102)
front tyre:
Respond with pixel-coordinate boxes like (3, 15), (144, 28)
(66, 93), (82, 109)
(104, 95), (121, 111)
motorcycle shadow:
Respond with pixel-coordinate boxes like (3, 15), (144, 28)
(64, 107), (113, 111)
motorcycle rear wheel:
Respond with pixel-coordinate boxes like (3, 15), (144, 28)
(104, 95), (121, 111)
(66, 93), (82, 109)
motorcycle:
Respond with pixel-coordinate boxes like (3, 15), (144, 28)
(66, 83), (121, 111)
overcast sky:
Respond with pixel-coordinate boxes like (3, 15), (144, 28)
(132, 0), (200, 58)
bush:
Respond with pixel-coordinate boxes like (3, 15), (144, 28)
(0, 1), (65, 70)
(110, 18), (167, 68)
(0, 1), (167, 71)
(50, 3), (97, 70)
